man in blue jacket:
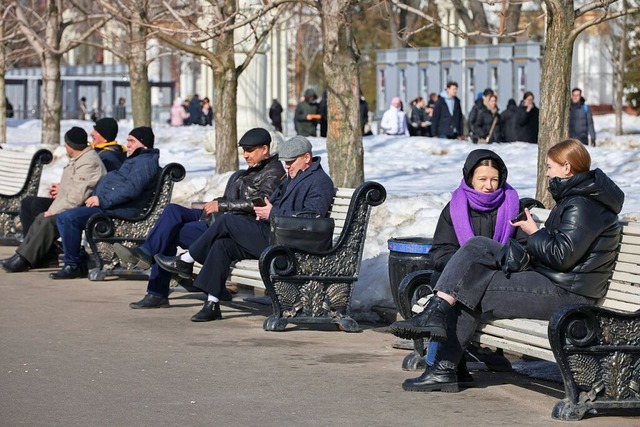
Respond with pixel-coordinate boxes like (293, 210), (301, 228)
(430, 82), (463, 140)
(155, 135), (336, 322)
(51, 127), (160, 279)
(569, 88), (596, 146)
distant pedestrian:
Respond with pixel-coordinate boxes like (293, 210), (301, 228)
(78, 97), (88, 120)
(431, 82), (463, 140)
(170, 98), (190, 126)
(473, 94), (502, 144)
(408, 97), (429, 137)
(188, 95), (202, 126)
(569, 88), (596, 146)
(515, 92), (539, 144)
(360, 93), (371, 136)
(294, 89), (320, 137)
(5, 97), (14, 118)
(468, 88), (494, 143)
(379, 96), (409, 136)
(114, 97), (127, 121)
(269, 99), (284, 133)
(201, 97), (213, 126)
(500, 99), (519, 142)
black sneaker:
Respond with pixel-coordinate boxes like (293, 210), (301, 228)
(130, 294), (170, 309)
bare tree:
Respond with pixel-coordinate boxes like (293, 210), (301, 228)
(9, 0), (106, 148)
(319, 0), (364, 187)
(141, 0), (288, 173)
(296, 18), (323, 92)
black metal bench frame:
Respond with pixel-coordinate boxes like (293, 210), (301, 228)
(84, 163), (186, 281)
(0, 149), (53, 245)
(258, 181), (386, 332)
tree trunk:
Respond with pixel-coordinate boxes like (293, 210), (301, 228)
(41, 53), (62, 149)
(128, 15), (151, 127)
(212, 32), (239, 174)
(0, 16), (6, 146)
(614, 8), (628, 136)
(536, 1), (576, 207)
(321, 0), (364, 187)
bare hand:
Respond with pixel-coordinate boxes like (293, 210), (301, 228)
(510, 208), (538, 235)
(44, 210), (52, 217)
(85, 196), (100, 207)
(254, 198), (272, 221)
(203, 200), (219, 214)
(49, 183), (60, 199)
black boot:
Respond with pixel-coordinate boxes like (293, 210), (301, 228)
(389, 296), (451, 341)
(456, 357), (475, 387)
(191, 301), (222, 322)
(402, 360), (459, 392)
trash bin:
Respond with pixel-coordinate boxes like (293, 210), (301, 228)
(387, 237), (433, 310)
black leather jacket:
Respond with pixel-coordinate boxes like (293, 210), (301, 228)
(216, 154), (285, 214)
(527, 169), (624, 299)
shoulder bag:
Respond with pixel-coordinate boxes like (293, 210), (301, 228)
(270, 211), (335, 252)
(495, 238), (531, 278)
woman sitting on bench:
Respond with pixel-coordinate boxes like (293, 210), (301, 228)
(390, 138), (625, 392)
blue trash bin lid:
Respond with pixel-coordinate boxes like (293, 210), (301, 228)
(388, 237), (432, 254)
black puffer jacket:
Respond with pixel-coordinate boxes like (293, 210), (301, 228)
(527, 169), (624, 299)
(473, 106), (503, 143)
(217, 154), (285, 214)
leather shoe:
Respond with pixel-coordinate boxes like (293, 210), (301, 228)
(2, 253), (31, 273)
(113, 243), (153, 270)
(402, 361), (459, 392)
(154, 253), (193, 279)
(191, 301), (222, 322)
(130, 294), (170, 309)
(389, 296), (451, 341)
(49, 264), (87, 280)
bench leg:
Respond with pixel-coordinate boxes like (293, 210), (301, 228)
(263, 314), (288, 332)
(402, 338), (427, 371)
(549, 304), (640, 420)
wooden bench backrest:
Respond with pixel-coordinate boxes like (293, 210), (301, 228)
(530, 207), (640, 314)
(0, 150), (41, 196)
(330, 187), (355, 237)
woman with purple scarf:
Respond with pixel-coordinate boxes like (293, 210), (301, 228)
(414, 149), (525, 385)
(390, 140), (624, 393)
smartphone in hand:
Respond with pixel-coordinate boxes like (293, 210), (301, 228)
(511, 210), (528, 223)
(251, 197), (267, 207)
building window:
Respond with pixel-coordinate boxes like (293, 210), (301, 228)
(421, 68), (428, 98)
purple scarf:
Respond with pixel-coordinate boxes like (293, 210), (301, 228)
(450, 179), (520, 246)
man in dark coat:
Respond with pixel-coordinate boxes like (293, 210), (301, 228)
(431, 82), (463, 139)
(269, 99), (284, 132)
(500, 99), (519, 143)
(468, 88), (494, 143)
(515, 91), (539, 144)
(51, 127), (160, 279)
(569, 88), (596, 146)
(294, 89), (320, 137)
(155, 135), (335, 322)
(187, 95), (203, 126)
(119, 128), (286, 309)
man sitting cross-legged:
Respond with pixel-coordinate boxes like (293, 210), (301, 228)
(117, 128), (286, 309)
(155, 135), (335, 322)
(1, 127), (106, 273)
(50, 127), (160, 280)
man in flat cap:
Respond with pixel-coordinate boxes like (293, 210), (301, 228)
(155, 135), (335, 322)
(2, 127), (106, 273)
(50, 126), (160, 279)
(117, 127), (286, 309)
(91, 117), (126, 172)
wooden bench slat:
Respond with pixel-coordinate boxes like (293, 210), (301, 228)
(618, 244), (640, 256)
(596, 298), (640, 312)
(612, 261), (640, 275)
(476, 324), (552, 350)
(600, 288), (640, 305)
(621, 223), (640, 236)
(616, 252), (640, 263)
(607, 280), (640, 294)
(620, 234), (640, 246)
(480, 318), (549, 337)
(611, 270), (640, 285)
(473, 333), (555, 362)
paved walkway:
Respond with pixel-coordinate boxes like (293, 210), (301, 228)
(1, 246), (639, 426)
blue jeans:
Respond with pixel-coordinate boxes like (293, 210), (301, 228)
(432, 236), (594, 366)
(141, 203), (207, 297)
(56, 207), (103, 267)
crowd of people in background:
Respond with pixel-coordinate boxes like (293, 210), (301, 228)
(380, 85), (596, 146)
(169, 94), (213, 127)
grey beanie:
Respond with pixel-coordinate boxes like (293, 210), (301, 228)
(278, 136), (312, 161)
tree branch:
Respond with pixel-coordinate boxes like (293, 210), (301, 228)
(571, 5), (640, 39)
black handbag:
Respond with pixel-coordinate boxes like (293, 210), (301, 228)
(270, 211), (335, 252)
(495, 238), (531, 278)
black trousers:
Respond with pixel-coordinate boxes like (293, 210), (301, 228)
(20, 196), (53, 235)
(190, 214), (270, 298)
(16, 213), (59, 267)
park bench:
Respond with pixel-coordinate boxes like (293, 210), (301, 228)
(175, 181), (386, 332)
(83, 163), (186, 281)
(396, 207), (640, 420)
(0, 148), (53, 245)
